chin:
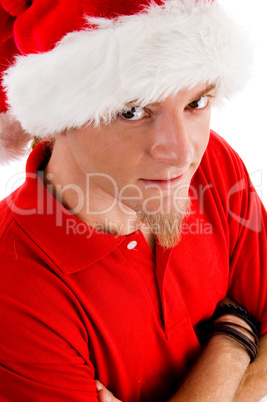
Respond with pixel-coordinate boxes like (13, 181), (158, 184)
(138, 191), (190, 216)
(137, 196), (191, 249)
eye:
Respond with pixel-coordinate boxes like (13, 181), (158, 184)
(119, 106), (147, 121)
(187, 96), (209, 110)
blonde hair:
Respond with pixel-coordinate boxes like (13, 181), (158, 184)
(31, 136), (41, 149)
(31, 136), (55, 150)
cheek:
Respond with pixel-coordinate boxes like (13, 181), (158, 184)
(199, 128), (211, 156)
(192, 113), (211, 160)
(66, 130), (118, 173)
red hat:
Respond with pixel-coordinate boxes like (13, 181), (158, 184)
(0, 0), (251, 163)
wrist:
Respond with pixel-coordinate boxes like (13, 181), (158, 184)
(202, 304), (259, 363)
(207, 332), (251, 366)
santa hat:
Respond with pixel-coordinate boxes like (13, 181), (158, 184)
(0, 0), (251, 163)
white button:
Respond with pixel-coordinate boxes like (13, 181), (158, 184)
(127, 240), (137, 250)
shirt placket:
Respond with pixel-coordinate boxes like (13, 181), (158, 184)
(118, 231), (164, 329)
(156, 245), (197, 339)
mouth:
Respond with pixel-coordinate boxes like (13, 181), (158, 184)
(139, 172), (188, 191)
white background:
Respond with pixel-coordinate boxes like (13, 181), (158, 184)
(0, 0), (266, 207)
(210, 0), (267, 207)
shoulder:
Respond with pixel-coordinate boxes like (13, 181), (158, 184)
(0, 187), (20, 241)
(194, 130), (266, 239)
(0, 188), (89, 366)
(191, 130), (263, 231)
(201, 130), (247, 180)
(195, 130), (251, 202)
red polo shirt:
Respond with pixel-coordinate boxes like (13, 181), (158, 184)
(0, 131), (266, 401)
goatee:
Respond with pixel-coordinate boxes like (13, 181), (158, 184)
(137, 198), (191, 249)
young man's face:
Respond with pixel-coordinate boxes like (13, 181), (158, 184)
(64, 83), (214, 227)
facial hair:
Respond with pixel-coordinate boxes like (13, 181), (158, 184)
(137, 197), (191, 249)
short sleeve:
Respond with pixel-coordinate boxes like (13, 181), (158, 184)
(226, 155), (267, 335)
(0, 219), (99, 400)
(201, 132), (267, 335)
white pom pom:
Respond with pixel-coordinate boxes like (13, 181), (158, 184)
(0, 112), (32, 165)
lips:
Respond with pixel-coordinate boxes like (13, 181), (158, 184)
(139, 172), (187, 191)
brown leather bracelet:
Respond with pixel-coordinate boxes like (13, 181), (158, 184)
(214, 321), (259, 345)
(210, 304), (260, 337)
(206, 322), (258, 362)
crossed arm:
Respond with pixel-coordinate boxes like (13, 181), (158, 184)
(169, 332), (267, 402)
(97, 323), (267, 402)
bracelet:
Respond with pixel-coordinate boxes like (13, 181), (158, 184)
(210, 304), (260, 337)
(202, 304), (260, 363)
(206, 322), (258, 362)
(216, 321), (259, 344)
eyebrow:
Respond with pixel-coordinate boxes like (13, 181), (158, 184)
(126, 83), (217, 108)
(190, 83), (217, 102)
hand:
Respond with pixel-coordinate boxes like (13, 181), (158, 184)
(96, 380), (123, 402)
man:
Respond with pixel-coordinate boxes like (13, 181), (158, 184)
(0, 0), (266, 401)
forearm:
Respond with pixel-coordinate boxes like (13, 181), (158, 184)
(97, 308), (266, 402)
(97, 334), (267, 402)
(169, 335), (250, 401)
(234, 333), (267, 402)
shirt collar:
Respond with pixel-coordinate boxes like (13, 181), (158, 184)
(10, 141), (126, 275)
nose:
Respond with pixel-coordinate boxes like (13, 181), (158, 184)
(149, 110), (194, 168)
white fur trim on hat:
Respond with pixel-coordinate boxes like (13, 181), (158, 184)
(3, 0), (252, 137)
